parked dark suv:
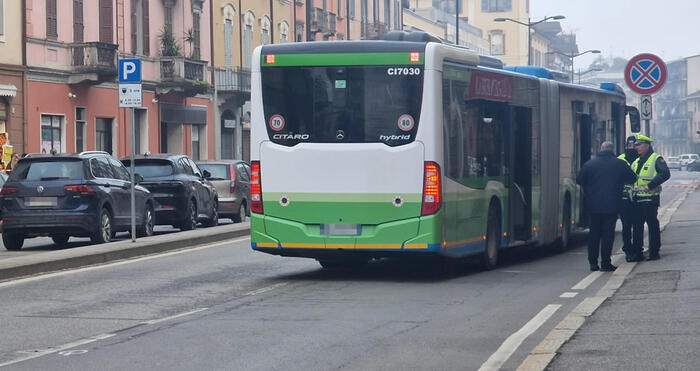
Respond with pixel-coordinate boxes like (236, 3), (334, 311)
(196, 160), (250, 223)
(121, 154), (218, 230)
(0, 152), (155, 250)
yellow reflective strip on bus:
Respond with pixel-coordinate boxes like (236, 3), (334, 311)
(281, 243), (326, 248)
(256, 242), (279, 248)
(445, 236), (483, 247)
(354, 244), (403, 250)
(403, 244), (429, 249)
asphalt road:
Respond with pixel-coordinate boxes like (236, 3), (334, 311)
(0, 171), (697, 370)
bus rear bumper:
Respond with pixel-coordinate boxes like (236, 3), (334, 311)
(250, 212), (442, 257)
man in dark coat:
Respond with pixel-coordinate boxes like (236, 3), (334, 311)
(577, 141), (638, 271)
(618, 136), (640, 261)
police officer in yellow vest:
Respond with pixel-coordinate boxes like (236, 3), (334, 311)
(618, 136), (640, 262)
(631, 134), (671, 260)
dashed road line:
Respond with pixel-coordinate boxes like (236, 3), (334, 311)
(0, 333), (115, 368)
(142, 308), (209, 325)
(571, 271), (603, 290)
(559, 292), (578, 298)
(478, 304), (561, 371)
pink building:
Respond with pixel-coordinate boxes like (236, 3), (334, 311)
(25, 0), (214, 159)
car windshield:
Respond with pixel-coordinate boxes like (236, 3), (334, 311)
(197, 164), (229, 180)
(9, 160), (84, 181)
(123, 160), (174, 178)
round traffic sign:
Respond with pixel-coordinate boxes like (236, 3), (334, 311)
(625, 53), (667, 95)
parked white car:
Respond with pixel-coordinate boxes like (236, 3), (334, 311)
(667, 156), (681, 170)
(679, 154), (699, 169)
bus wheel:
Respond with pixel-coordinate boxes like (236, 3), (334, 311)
(481, 208), (500, 270)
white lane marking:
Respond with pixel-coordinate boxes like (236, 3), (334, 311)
(478, 304), (561, 371)
(58, 350), (88, 356)
(571, 271), (603, 290)
(142, 308), (209, 325)
(0, 333), (115, 367)
(245, 282), (288, 296)
(559, 292), (578, 298)
(0, 237), (250, 289)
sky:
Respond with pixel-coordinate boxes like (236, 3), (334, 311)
(531, 0), (700, 69)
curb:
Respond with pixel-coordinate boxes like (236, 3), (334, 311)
(0, 223), (250, 282)
(517, 178), (700, 371)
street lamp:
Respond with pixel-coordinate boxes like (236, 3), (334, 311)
(547, 49), (601, 83)
(577, 67), (603, 84)
(494, 15), (565, 66)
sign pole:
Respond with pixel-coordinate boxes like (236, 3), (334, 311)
(645, 119), (650, 137)
(130, 107), (136, 242)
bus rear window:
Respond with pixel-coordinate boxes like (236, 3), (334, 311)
(262, 65), (423, 146)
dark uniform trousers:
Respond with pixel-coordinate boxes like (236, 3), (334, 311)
(619, 198), (634, 254)
(633, 199), (661, 256)
(588, 213), (618, 266)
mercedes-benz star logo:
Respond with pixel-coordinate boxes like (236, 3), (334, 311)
(37, 186), (44, 193)
(336, 130), (345, 140)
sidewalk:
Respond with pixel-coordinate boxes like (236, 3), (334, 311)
(547, 186), (700, 369)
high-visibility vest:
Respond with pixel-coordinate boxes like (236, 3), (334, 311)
(618, 153), (634, 199)
(631, 152), (662, 198)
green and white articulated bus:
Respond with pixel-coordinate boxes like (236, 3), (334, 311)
(249, 32), (640, 269)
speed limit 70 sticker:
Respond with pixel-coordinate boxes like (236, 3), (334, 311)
(269, 114), (285, 131)
(397, 114), (415, 132)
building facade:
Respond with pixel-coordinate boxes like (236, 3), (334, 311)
(461, 0), (529, 66)
(0, 0), (26, 159)
(25, 0), (214, 159)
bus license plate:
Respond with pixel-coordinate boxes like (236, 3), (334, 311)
(25, 197), (57, 207)
(321, 224), (361, 236)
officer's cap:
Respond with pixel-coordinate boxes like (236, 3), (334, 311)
(626, 135), (637, 145)
(634, 134), (653, 144)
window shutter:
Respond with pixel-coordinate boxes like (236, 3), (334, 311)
(142, 0), (150, 55)
(73, 0), (84, 42)
(46, 0), (58, 40)
(99, 0), (113, 44)
(131, 0), (137, 53)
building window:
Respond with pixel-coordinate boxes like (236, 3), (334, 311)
(1, 0), (6, 38)
(482, 0), (512, 12)
(373, 0), (379, 23)
(384, 0), (390, 27)
(261, 16), (271, 45)
(41, 115), (63, 153)
(131, 0), (150, 55)
(489, 30), (505, 55)
(350, 0), (355, 19)
(95, 118), (113, 154)
(224, 19), (233, 67)
(338, 0), (342, 18)
(75, 108), (86, 153)
(193, 12), (201, 59)
(245, 24), (252, 67)
(280, 21), (289, 43)
(165, 6), (173, 29)
(46, 0), (58, 40)
(191, 125), (200, 161)
(99, 0), (113, 43)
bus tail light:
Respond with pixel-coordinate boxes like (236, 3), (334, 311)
(251, 161), (263, 214)
(421, 161), (441, 216)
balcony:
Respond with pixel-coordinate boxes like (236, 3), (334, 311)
(362, 22), (388, 40)
(311, 8), (328, 33)
(327, 13), (337, 35)
(69, 42), (118, 84)
(158, 57), (210, 96)
(215, 68), (251, 95)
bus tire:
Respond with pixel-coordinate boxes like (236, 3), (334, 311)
(481, 205), (500, 270)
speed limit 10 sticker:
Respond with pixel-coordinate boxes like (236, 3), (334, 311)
(269, 114), (285, 131)
(397, 114), (415, 132)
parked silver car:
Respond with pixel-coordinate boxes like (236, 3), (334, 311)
(667, 156), (681, 170)
(196, 160), (250, 223)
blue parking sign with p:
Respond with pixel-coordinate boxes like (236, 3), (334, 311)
(119, 59), (141, 83)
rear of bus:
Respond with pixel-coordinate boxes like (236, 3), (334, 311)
(250, 41), (442, 263)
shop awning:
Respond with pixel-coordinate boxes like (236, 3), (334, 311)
(160, 103), (207, 125)
(0, 85), (17, 97)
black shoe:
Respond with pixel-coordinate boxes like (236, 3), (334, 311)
(647, 254), (660, 261)
(590, 265), (600, 271)
(625, 255), (634, 262)
(630, 254), (645, 262)
(600, 264), (617, 272)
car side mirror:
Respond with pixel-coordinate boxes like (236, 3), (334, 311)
(134, 173), (144, 184)
(202, 170), (211, 179)
(626, 105), (641, 133)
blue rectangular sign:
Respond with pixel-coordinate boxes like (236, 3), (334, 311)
(118, 59), (142, 83)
